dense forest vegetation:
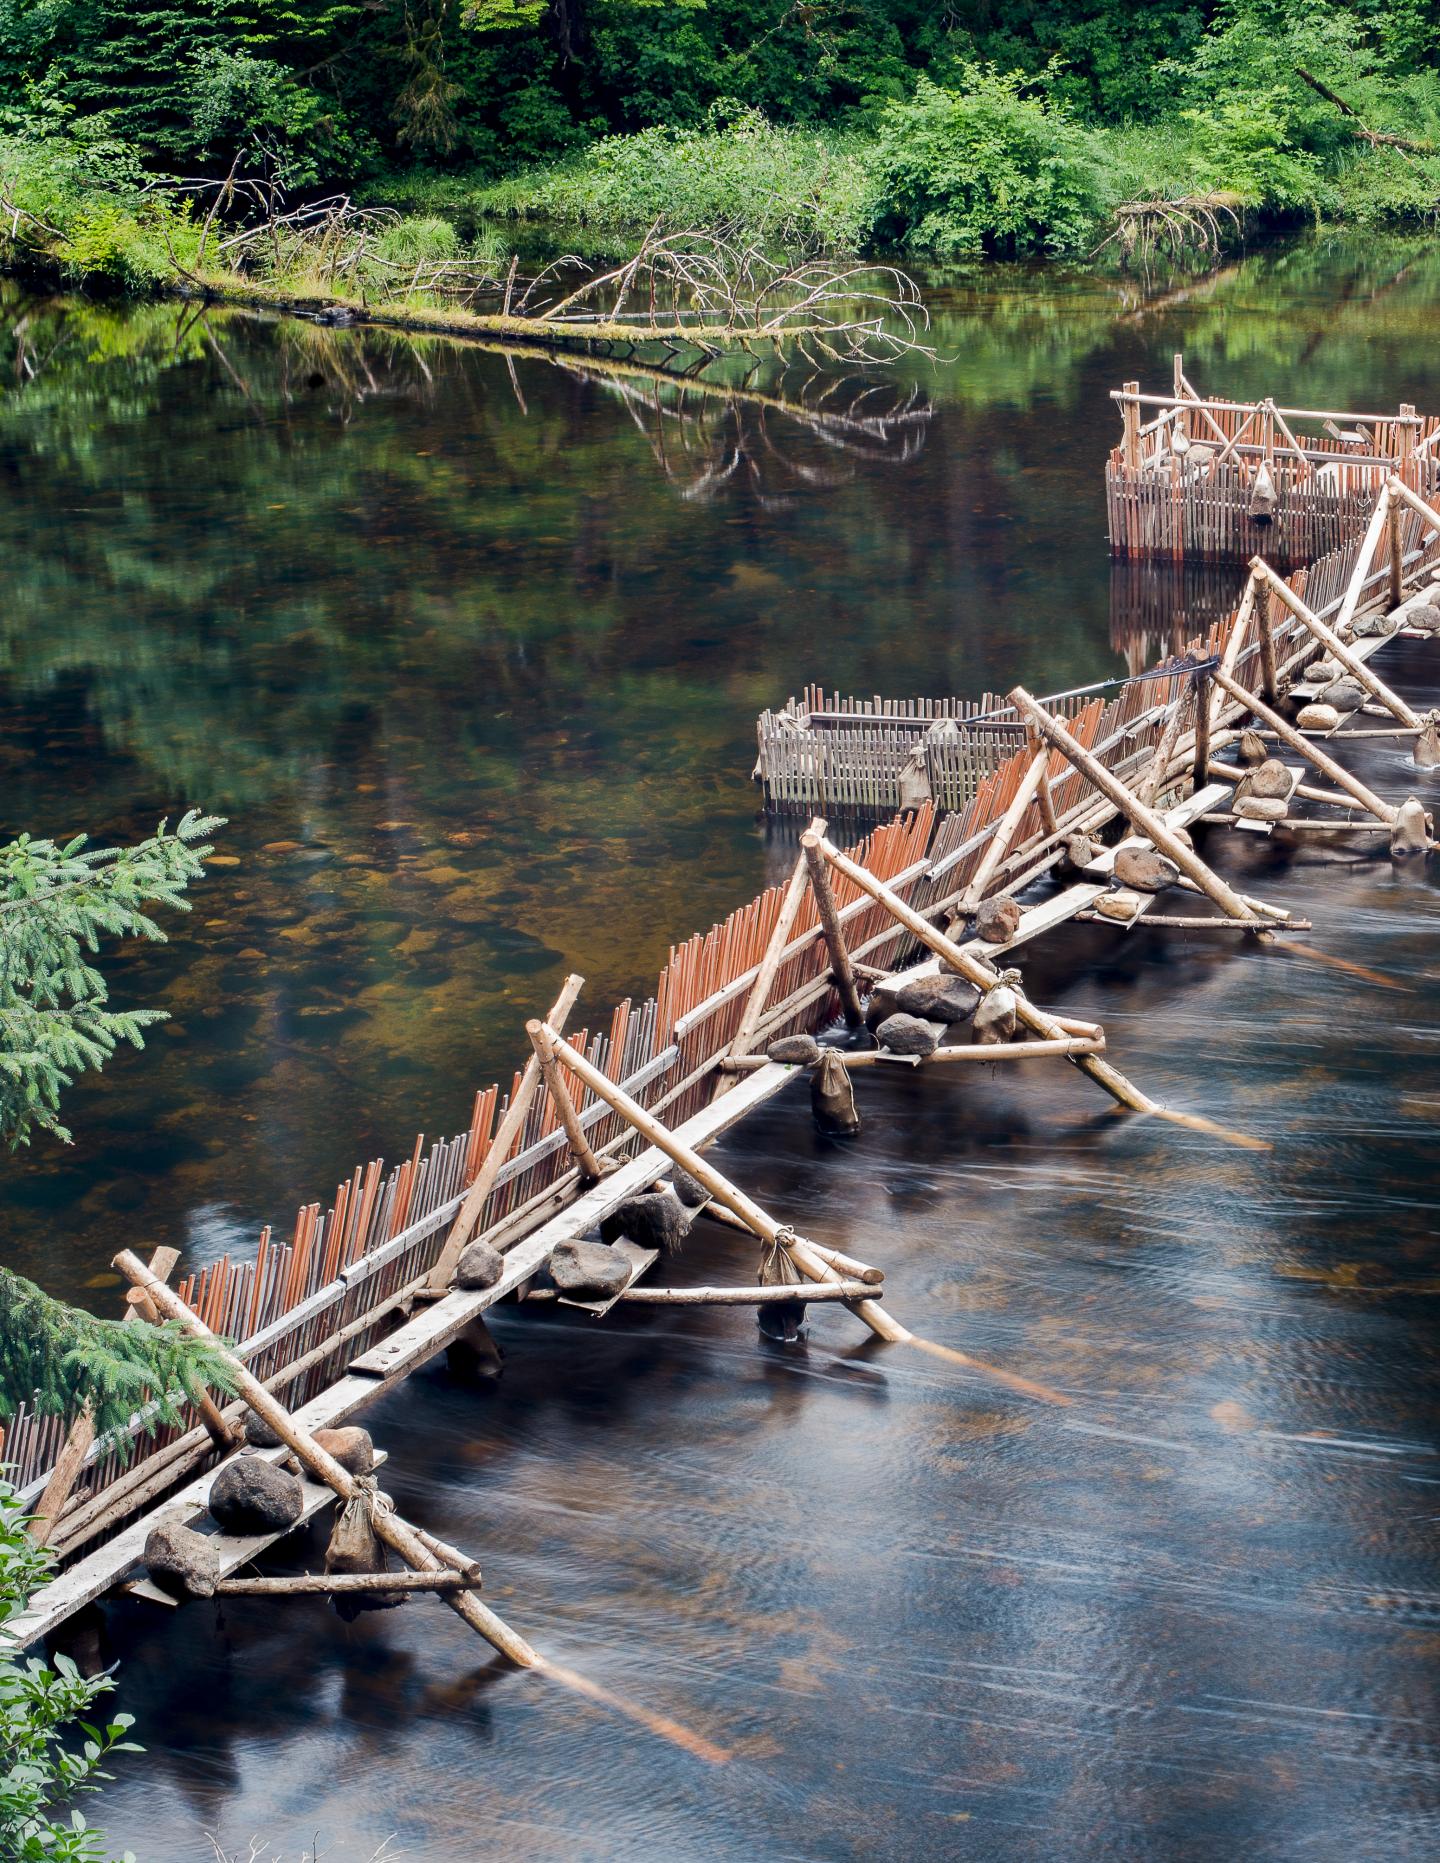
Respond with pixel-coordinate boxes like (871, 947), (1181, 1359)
(1, 1), (1440, 292)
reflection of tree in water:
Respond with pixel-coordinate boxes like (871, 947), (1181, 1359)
(1109, 559), (1250, 674)
(550, 353), (931, 507)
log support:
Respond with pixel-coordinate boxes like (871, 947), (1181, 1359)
(800, 831), (866, 1027)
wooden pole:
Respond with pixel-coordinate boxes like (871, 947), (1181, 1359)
(112, 1250), (542, 1668)
(1192, 668), (1213, 790)
(1028, 730), (1060, 837)
(1208, 668), (1398, 824)
(424, 973), (584, 1293)
(525, 1281), (875, 1307)
(526, 1020), (605, 1183)
(216, 1570), (483, 1596)
(719, 1037), (1105, 1071)
(956, 750), (1049, 911)
(1385, 471), (1440, 535)
(1136, 683), (1189, 807)
(800, 833), (865, 1027)
(1256, 582), (1280, 705)
(1249, 556), (1420, 728)
(1009, 686), (1259, 925)
(1335, 483), (1395, 637)
(1121, 380), (1141, 468)
(727, 821), (822, 1061)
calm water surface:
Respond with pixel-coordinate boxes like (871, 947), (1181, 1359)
(3, 235), (1439, 1859)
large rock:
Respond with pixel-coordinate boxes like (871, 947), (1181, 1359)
(1113, 846), (1180, 893)
(668, 1166), (711, 1208)
(1320, 678), (1366, 714)
(1246, 759), (1294, 801)
(600, 1187), (688, 1253)
(549, 1239), (632, 1300)
(1409, 602), (1440, 634)
(1060, 832), (1101, 874)
(1296, 702), (1341, 732)
(311, 1427), (375, 1477)
(973, 972), (1020, 1045)
(874, 1012), (944, 1057)
(144, 1517), (220, 1599)
(1306, 657), (1342, 688)
(811, 1050), (861, 1133)
(974, 896), (1021, 944)
(1350, 609), (1399, 639)
(208, 1455), (305, 1535)
(1390, 796), (1433, 859)
(1096, 891), (1142, 922)
(1235, 795), (1289, 821)
(766, 1033), (820, 1066)
(454, 1238), (504, 1290)
(242, 1408), (283, 1449)
(894, 973), (980, 1025)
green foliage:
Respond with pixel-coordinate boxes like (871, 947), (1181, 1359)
(867, 69), (1106, 256)
(1, 1483), (139, 1862)
(0, 809), (222, 1147)
(478, 105), (875, 250)
(0, 1270), (237, 1443)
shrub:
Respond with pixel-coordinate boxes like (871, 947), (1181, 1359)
(866, 70), (1107, 257)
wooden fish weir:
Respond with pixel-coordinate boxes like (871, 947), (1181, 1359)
(1106, 352), (1440, 560)
(11, 423), (1440, 1741)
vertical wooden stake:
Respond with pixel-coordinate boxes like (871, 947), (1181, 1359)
(1256, 581), (1279, 705)
(800, 831), (865, 1027)
(1191, 668), (1213, 791)
(526, 1020), (605, 1183)
(725, 818), (823, 1065)
(424, 973), (584, 1293)
(1121, 379), (1141, 469)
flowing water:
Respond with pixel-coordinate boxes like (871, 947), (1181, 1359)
(3, 234), (1439, 1860)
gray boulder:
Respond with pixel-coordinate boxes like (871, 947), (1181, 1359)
(1409, 602), (1440, 633)
(1350, 609), (1399, 639)
(766, 1033), (821, 1066)
(974, 895), (1021, 944)
(242, 1408), (283, 1449)
(895, 973), (981, 1025)
(454, 1238), (504, 1290)
(1060, 832), (1101, 874)
(208, 1455), (305, 1535)
(1113, 846), (1180, 893)
(144, 1517), (220, 1599)
(874, 1012), (945, 1056)
(668, 1166), (711, 1208)
(549, 1240), (632, 1300)
(1320, 678), (1366, 714)
(1296, 702), (1341, 732)
(600, 1187), (688, 1253)
(1235, 795), (1289, 821)
(1306, 657), (1342, 688)
(1246, 759), (1294, 801)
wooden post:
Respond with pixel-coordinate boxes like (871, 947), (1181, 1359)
(1028, 731), (1060, 837)
(955, 750), (1049, 913)
(800, 832), (865, 1027)
(526, 1020), (605, 1183)
(1399, 403), (1417, 464)
(1335, 483), (1395, 637)
(1256, 582), (1279, 705)
(1009, 686), (1259, 925)
(424, 973), (584, 1293)
(1192, 668), (1213, 790)
(724, 820), (822, 1067)
(1209, 668), (1398, 825)
(1249, 555), (1420, 728)
(1389, 497), (1405, 610)
(1121, 380), (1141, 469)
(112, 1249), (542, 1668)
(1208, 572), (1260, 737)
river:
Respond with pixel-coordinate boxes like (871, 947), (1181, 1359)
(3, 233), (1439, 1859)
